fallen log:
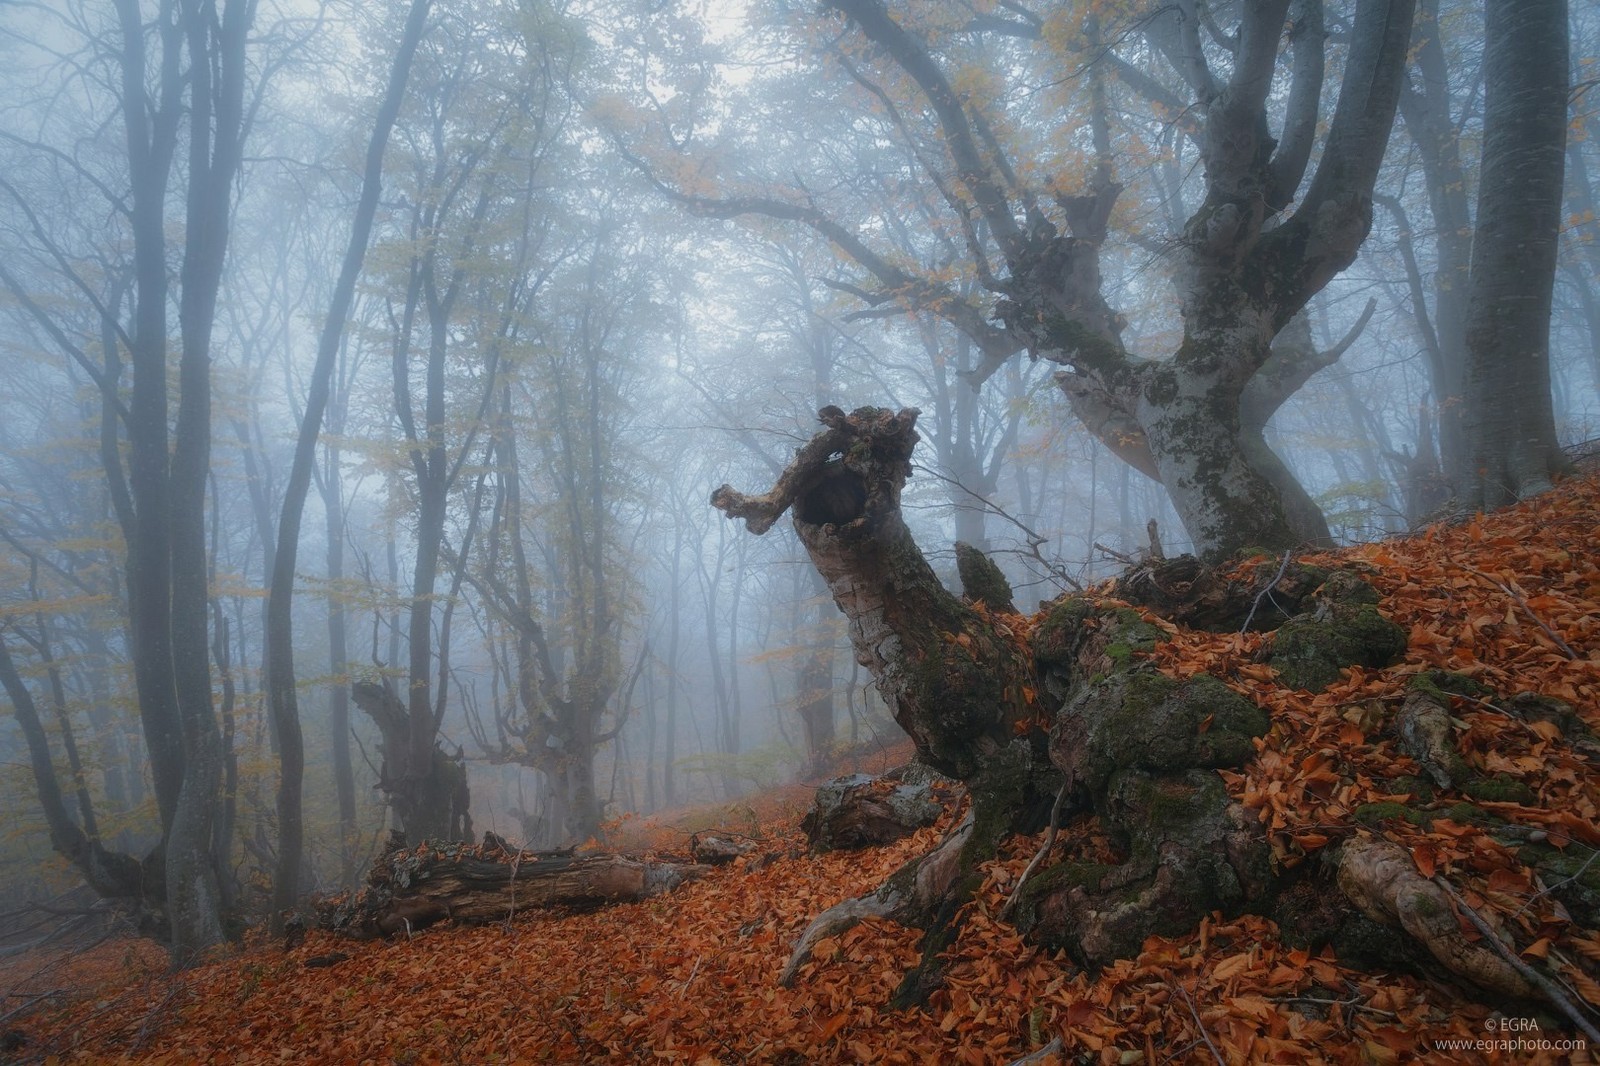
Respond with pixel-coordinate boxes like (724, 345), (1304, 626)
(800, 773), (944, 852)
(318, 836), (708, 939)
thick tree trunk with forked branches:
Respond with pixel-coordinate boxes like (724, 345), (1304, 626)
(634, 0), (1419, 561)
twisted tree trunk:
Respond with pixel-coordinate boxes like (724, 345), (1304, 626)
(714, 406), (1540, 1011)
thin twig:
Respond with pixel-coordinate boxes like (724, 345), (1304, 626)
(130, 980), (185, 1053)
(1275, 995), (1399, 1019)
(1240, 550), (1294, 634)
(1093, 541), (1136, 564)
(1434, 877), (1600, 1044)
(0, 991), (57, 1027)
(913, 463), (1083, 592)
(1002, 781), (1071, 919)
(503, 849), (523, 931)
(1517, 847), (1600, 918)
(678, 955), (703, 1000)
(1177, 983), (1225, 1066)
(1457, 565), (1579, 660)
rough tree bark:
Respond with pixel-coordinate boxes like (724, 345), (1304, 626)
(713, 406), (1537, 1009)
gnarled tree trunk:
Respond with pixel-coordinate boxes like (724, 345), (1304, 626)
(713, 406), (1537, 1011)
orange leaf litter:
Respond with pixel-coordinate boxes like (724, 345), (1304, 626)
(14, 473), (1600, 1064)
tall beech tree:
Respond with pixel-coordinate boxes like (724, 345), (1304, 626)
(363, 1), (530, 842)
(469, 217), (656, 846)
(263, 0), (432, 932)
(1453, 0), (1571, 504)
(630, 0), (1417, 559)
(1389, 0), (1477, 499)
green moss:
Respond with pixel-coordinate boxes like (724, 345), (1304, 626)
(1463, 774), (1537, 806)
(1009, 859), (1118, 938)
(1058, 669), (1269, 796)
(1517, 844), (1600, 925)
(965, 743), (1034, 855)
(1408, 670), (1491, 702)
(1104, 769), (1235, 858)
(1134, 772), (1221, 832)
(1031, 597), (1095, 670)
(955, 542), (1015, 612)
(1105, 643), (1134, 667)
(1503, 692), (1594, 740)
(1439, 802), (1497, 825)
(1109, 610), (1164, 651)
(1042, 314), (1127, 375)
(1352, 801), (1429, 828)
(1027, 859), (1115, 897)
(1330, 911), (1422, 970)
(1386, 775), (1436, 802)
(1269, 601), (1407, 693)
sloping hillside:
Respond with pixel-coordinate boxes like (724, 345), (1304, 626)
(9, 475), (1600, 1065)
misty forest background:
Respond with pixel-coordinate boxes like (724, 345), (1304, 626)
(0, 0), (1596, 962)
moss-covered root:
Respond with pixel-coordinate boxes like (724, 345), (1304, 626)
(1012, 770), (1273, 966)
(1031, 598), (1165, 706)
(1395, 688), (1472, 789)
(888, 744), (1043, 1008)
(1017, 667), (1275, 966)
(1268, 570), (1407, 692)
(1050, 670), (1269, 795)
(777, 743), (1047, 1002)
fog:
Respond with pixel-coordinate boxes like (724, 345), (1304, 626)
(0, 0), (1594, 945)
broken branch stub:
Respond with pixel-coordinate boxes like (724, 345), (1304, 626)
(710, 405), (917, 536)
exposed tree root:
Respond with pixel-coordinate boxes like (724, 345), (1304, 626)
(1336, 835), (1536, 999)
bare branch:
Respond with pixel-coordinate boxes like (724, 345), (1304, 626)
(823, 0), (1024, 260)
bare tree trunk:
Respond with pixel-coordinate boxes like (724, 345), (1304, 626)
(0, 633), (150, 914)
(1397, 0), (1475, 476)
(322, 438), (356, 885)
(1454, 0), (1572, 504)
(262, 0), (432, 928)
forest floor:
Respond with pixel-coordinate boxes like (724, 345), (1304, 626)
(7, 474), (1600, 1064)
